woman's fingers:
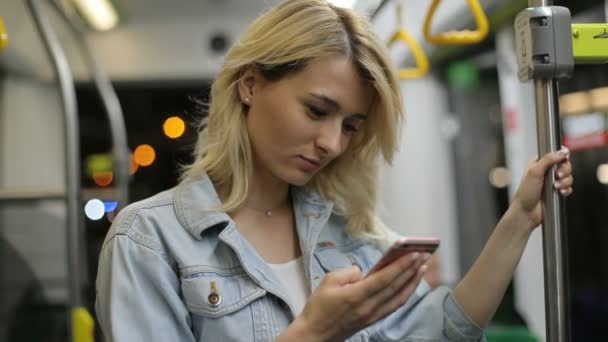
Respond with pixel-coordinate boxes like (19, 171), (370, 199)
(554, 175), (573, 189)
(327, 265), (364, 286)
(356, 254), (428, 324)
(555, 160), (572, 179)
(302, 253), (431, 340)
(359, 252), (420, 298)
(369, 255), (427, 304)
(345, 253), (424, 325)
(553, 157), (573, 197)
(370, 264), (428, 322)
(529, 149), (568, 180)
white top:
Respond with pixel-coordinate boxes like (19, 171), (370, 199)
(267, 257), (311, 315)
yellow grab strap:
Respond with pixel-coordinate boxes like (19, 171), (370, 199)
(388, 30), (430, 79)
(388, 2), (430, 79)
(0, 17), (8, 50)
(423, 0), (489, 45)
(72, 307), (95, 342)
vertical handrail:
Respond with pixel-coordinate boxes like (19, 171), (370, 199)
(25, 1), (82, 341)
(534, 78), (569, 342)
(528, 1), (570, 341)
(50, 1), (130, 211)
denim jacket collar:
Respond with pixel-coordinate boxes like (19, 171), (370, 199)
(173, 174), (232, 240)
(173, 173), (334, 241)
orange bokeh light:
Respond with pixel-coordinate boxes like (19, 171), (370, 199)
(93, 171), (113, 187)
(133, 144), (156, 167)
(163, 116), (186, 139)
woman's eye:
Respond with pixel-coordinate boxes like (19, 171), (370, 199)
(307, 105), (327, 118)
(343, 124), (359, 134)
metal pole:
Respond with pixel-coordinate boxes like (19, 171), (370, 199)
(371, 0), (391, 19)
(534, 78), (569, 342)
(50, 1), (130, 211)
(529, 1), (570, 341)
(25, 1), (82, 340)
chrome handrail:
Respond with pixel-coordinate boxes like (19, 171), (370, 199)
(50, 1), (130, 211)
(527, 0), (570, 340)
(25, 2), (82, 341)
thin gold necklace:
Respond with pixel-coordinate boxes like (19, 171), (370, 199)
(244, 197), (291, 217)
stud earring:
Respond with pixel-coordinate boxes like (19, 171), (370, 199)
(245, 97), (251, 103)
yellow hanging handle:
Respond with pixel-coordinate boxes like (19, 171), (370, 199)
(388, 31), (429, 79)
(388, 2), (429, 79)
(0, 17), (8, 50)
(72, 307), (95, 342)
(423, 0), (489, 45)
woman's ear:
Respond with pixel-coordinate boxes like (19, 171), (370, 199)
(237, 66), (258, 106)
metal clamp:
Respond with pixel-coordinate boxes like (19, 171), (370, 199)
(515, 6), (574, 81)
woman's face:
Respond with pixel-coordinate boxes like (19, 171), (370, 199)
(240, 54), (374, 186)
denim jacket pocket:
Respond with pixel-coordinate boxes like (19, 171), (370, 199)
(315, 247), (357, 272)
(315, 240), (380, 274)
(180, 266), (266, 318)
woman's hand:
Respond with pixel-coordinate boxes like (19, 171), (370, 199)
(511, 147), (573, 230)
(279, 252), (428, 342)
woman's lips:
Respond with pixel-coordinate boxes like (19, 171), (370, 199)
(298, 156), (321, 172)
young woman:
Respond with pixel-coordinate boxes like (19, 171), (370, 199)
(95, 1), (574, 341)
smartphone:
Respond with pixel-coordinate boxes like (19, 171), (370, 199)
(367, 237), (440, 276)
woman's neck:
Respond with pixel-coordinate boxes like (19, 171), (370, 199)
(245, 167), (290, 210)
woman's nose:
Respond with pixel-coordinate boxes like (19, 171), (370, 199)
(315, 121), (343, 157)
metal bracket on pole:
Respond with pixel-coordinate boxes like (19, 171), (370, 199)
(515, 6), (574, 82)
(515, 2), (574, 342)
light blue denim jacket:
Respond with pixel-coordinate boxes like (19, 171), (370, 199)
(95, 174), (485, 341)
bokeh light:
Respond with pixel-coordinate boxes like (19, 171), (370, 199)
(103, 201), (118, 212)
(163, 116), (186, 139)
(133, 144), (156, 167)
(85, 199), (105, 220)
(597, 164), (608, 184)
(92, 171), (113, 187)
(86, 153), (112, 177)
(489, 167), (511, 188)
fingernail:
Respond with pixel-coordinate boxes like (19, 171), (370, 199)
(557, 172), (563, 178)
(420, 265), (428, 273)
(553, 180), (560, 188)
(560, 189), (568, 195)
(411, 252), (420, 261)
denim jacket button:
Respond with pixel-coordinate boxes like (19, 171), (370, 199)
(207, 293), (222, 307)
(207, 280), (222, 307)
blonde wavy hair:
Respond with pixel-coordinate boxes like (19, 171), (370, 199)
(182, 0), (403, 239)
